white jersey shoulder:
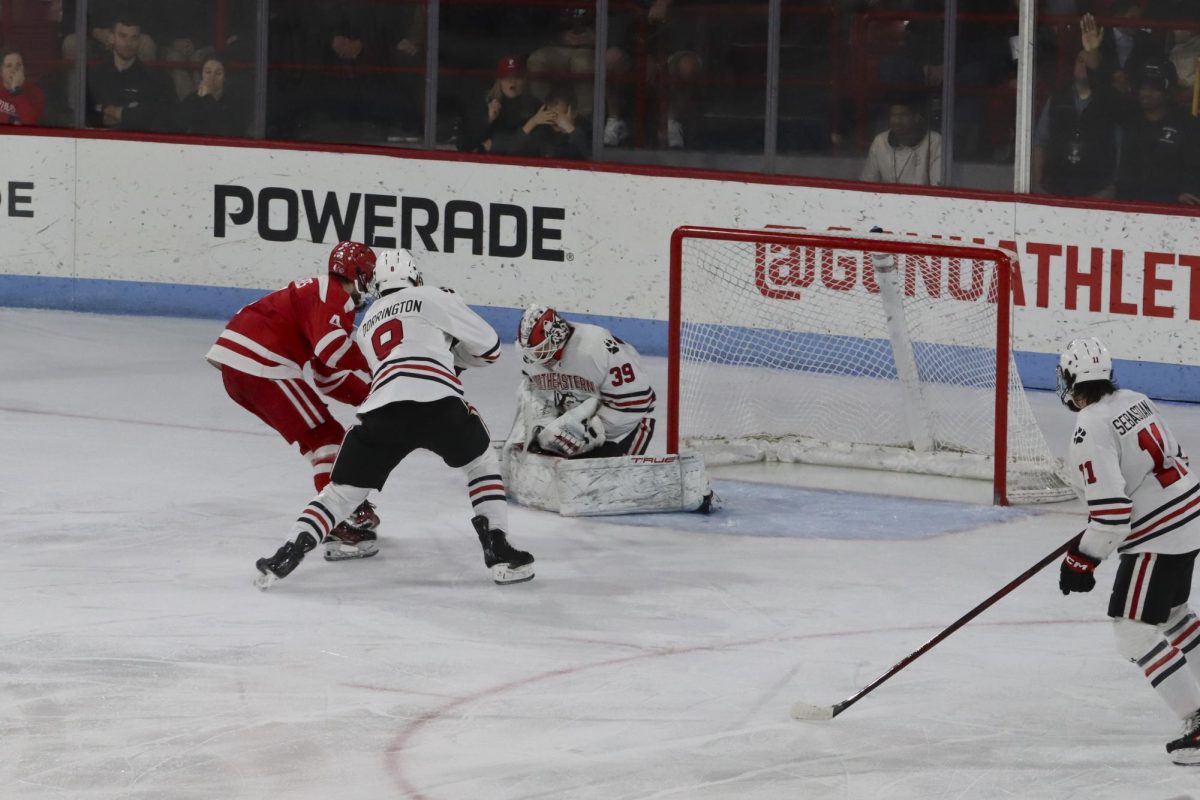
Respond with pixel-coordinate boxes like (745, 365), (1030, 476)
(1072, 388), (1200, 558)
(356, 286), (500, 413)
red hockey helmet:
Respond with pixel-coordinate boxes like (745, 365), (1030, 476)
(518, 305), (571, 364)
(328, 241), (377, 306)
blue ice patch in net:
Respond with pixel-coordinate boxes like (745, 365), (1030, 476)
(589, 480), (1032, 540)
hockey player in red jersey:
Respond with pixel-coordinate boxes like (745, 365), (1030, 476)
(254, 249), (534, 588)
(207, 240), (382, 561)
(513, 305), (656, 458)
(1056, 337), (1200, 765)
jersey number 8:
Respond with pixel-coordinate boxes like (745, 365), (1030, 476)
(371, 319), (405, 360)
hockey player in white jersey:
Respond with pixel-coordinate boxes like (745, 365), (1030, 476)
(255, 249), (534, 587)
(514, 306), (656, 459)
(1056, 337), (1200, 764)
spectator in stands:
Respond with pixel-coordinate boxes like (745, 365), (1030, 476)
(1033, 49), (1120, 198)
(525, 85), (591, 160)
(861, 90), (942, 185)
(1115, 58), (1200, 204)
(1168, 27), (1200, 100)
(528, 8), (596, 110)
(458, 55), (542, 154)
(527, 7), (629, 146)
(314, 1), (425, 141)
(178, 57), (247, 137)
(1081, 4), (1165, 96)
(0, 48), (46, 125)
(638, 0), (708, 149)
(85, 9), (174, 131)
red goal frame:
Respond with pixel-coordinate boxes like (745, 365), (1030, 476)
(666, 226), (1018, 505)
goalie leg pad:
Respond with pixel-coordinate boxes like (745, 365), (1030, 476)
(556, 452), (711, 516)
(499, 444), (561, 513)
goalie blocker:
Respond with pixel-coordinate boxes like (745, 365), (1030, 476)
(499, 445), (716, 516)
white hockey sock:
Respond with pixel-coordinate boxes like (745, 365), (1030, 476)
(463, 450), (509, 532)
(1117, 618), (1200, 719)
(291, 483), (371, 543)
(1161, 605), (1200, 689)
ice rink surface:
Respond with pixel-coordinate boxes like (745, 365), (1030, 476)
(2, 307), (1199, 800)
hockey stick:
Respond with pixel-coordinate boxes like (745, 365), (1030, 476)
(790, 532), (1082, 721)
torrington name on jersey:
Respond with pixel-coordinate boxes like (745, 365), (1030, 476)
(528, 372), (597, 395)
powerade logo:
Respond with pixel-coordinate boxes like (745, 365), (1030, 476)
(213, 184), (566, 262)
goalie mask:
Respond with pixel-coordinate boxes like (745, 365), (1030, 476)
(373, 249), (423, 296)
(518, 306), (570, 364)
(328, 241), (377, 308)
(1056, 337), (1113, 409)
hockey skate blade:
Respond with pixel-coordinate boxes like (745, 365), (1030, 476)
(491, 563), (535, 585)
(1170, 750), (1200, 766)
(254, 570), (279, 591)
(790, 702), (835, 721)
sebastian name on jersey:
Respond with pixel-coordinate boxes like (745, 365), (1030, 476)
(1073, 388), (1200, 558)
(355, 286), (501, 414)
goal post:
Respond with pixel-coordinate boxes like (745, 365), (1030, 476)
(666, 225), (1073, 506)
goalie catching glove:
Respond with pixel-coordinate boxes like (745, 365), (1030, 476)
(534, 414), (606, 457)
(530, 397), (606, 457)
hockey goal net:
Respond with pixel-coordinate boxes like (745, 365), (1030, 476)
(666, 226), (1073, 505)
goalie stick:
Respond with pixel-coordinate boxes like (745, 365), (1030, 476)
(790, 532), (1081, 721)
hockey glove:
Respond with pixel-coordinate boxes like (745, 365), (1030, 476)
(534, 415), (605, 457)
(1059, 544), (1100, 595)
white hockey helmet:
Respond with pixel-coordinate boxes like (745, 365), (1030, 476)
(373, 249), (423, 296)
(518, 305), (571, 364)
(1056, 337), (1113, 408)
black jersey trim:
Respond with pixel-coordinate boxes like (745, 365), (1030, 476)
(373, 356), (455, 377)
(1151, 658), (1186, 687)
(1088, 496), (1133, 506)
(1120, 506), (1200, 552)
(374, 370), (464, 396)
(1089, 516), (1131, 526)
(1132, 483), (1200, 529)
(297, 516), (325, 540)
(311, 501), (337, 527)
(601, 387), (655, 400)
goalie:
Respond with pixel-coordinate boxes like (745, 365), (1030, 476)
(514, 305), (656, 458)
(503, 306), (713, 515)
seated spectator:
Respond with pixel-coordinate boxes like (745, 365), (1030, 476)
(1168, 27), (1200, 99)
(457, 55), (543, 154)
(178, 57), (248, 137)
(85, 9), (175, 131)
(1033, 48), (1120, 198)
(638, 0), (708, 149)
(497, 85), (591, 160)
(1115, 58), (1200, 204)
(860, 91), (942, 185)
(311, 1), (425, 141)
(527, 6), (628, 144)
(1081, 5), (1165, 96)
(0, 48), (46, 125)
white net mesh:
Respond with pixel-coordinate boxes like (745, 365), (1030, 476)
(673, 230), (1073, 504)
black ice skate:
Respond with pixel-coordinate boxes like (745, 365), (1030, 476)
(255, 533), (317, 590)
(1167, 709), (1200, 765)
(471, 515), (534, 585)
(324, 520), (379, 561)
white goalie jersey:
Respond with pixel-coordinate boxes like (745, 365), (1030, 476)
(519, 322), (656, 449)
(355, 286), (501, 415)
(1071, 388), (1200, 559)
